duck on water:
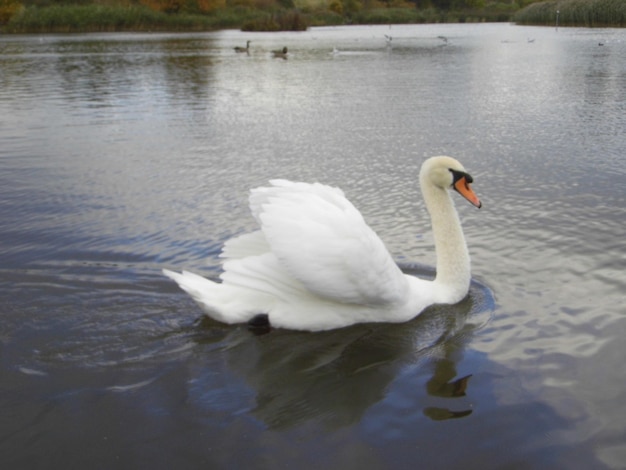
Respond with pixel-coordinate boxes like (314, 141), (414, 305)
(234, 40), (251, 53)
(272, 47), (288, 58)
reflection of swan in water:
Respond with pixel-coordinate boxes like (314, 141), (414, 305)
(164, 156), (481, 332)
(193, 274), (493, 429)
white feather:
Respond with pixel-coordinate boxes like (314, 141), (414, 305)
(164, 156), (480, 331)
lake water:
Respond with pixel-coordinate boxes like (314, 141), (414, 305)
(1, 23), (625, 468)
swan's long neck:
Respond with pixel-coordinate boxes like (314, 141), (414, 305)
(421, 179), (471, 303)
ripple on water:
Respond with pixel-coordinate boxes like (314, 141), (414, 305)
(1, 26), (625, 467)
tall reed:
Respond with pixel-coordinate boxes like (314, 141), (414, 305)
(241, 9), (308, 31)
(514, 0), (626, 27)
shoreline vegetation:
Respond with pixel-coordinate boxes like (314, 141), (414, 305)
(513, 0), (625, 27)
(0, 0), (623, 34)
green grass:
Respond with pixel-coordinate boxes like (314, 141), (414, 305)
(3, 4), (265, 33)
(8, 0), (623, 34)
(241, 9), (309, 31)
(1, 1), (521, 33)
(307, 10), (344, 27)
(513, 0), (626, 27)
(351, 7), (425, 25)
(348, 3), (517, 25)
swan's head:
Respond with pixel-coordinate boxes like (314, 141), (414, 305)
(420, 156), (482, 208)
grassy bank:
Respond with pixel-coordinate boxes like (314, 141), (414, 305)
(1, 1), (525, 33)
(349, 5), (516, 24)
(2, 4), (265, 33)
(513, 0), (626, 27)
(241, 9), (308, 31)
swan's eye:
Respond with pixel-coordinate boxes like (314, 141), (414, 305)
(449, 169), (473, 185)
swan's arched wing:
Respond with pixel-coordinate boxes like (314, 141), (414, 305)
(250, 180), (409, 306)
(249, 179), (347, 224)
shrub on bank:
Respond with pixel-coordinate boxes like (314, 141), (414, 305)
(3, 3), (273, 32)
(352, 7), (422, 24)
(2, 0), (522, 32)
(6, 0), (623, 33)
(0, 0), (23, 24)
(241, 8), (308, 31)
(307, 9), (343, 26)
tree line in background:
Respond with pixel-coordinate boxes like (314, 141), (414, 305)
(0, 0), (623, 32)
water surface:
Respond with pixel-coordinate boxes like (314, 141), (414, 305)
(1, 24), (625, 468)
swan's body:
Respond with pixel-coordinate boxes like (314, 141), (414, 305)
(164, 156), (481, 331)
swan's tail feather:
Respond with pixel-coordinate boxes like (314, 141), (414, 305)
(162, 269), (258, 324)
(220, 230), (269, 260)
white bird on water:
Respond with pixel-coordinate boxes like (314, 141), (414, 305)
(164, 156), (482, 331)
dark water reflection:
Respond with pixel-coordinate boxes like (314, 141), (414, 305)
(1, 24), (625, 468)
(205, 271), (492, 430)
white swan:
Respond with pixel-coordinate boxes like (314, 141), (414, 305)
(163, 156), (481, 331)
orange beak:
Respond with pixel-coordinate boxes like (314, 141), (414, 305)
(454, 176), (482, 208)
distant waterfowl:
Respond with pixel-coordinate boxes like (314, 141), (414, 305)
(438, 35), (448, 44)
(385, 34), (392, 45)
(272, 47), (288, 58)
(527, 37), (535, 43)
(234, 40), (251, 53)
(163, 156), (482, 332)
